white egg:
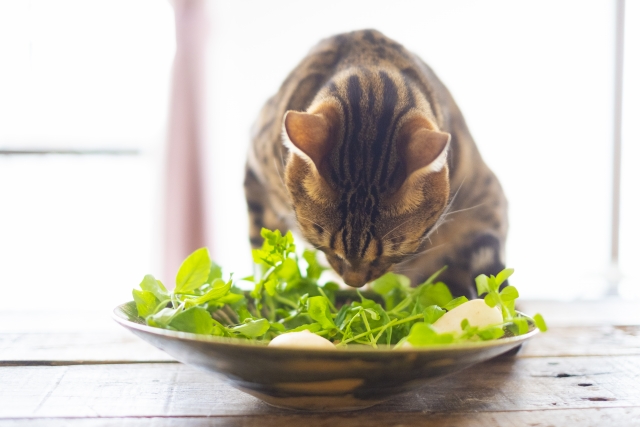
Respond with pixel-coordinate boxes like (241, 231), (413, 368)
(268, 330), (336, 350)
(432, 299), (503, 334)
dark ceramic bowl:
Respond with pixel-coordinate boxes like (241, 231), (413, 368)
(112, 301), (538, 412)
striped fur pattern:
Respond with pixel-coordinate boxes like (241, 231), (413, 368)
(245, 30), (508, 298)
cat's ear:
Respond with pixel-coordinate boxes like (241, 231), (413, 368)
(282, 110), (331, 168)
(282, 104), (340, 203)
(403, 128), (451, 178)
(384, 120), (450, 214)
(397, 113), (451, 180)
(282, 101), (340, 172)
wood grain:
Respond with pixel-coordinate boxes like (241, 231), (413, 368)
(518, 325), (640, 357)
(0, 332), (173, 364)
(518, 299), (640, 326)
(2, 408), (640, 427)
(1, 356), (638, 418)
(2, 325), (638, 364)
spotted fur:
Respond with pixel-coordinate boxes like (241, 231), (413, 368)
(245, 30), (508, 298)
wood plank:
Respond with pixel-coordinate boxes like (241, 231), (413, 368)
(518, 324), (640, 357)
(3, 324), (638, 364)
(0, 331), (173, 364)
(1, 356), (638, 418)
(2, 408), (640, 427)
(518, 299), (640, 327)
(0, 310), (117, 333)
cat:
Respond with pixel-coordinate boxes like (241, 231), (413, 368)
(244, 30), (508, 299)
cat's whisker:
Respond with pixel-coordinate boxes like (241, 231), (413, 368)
(388, 180), (470, 247)
(387, 243), (445, 266)
(392, 265), (426, 274)
(397, 243), (445, 264)
(421, 178), (467, 244)
(382, 217), (415, 240)
(441, 203), (485, 218)
(272, 158), (286, 189)
(295, 214), (327, 232)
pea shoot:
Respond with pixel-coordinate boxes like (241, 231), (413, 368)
(131, 228), (546, 347)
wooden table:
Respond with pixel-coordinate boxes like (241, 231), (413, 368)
(1, 299), (639, 426)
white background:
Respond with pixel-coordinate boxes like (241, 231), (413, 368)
(206, 0), (638, 300)
(0, 0), (638, 315)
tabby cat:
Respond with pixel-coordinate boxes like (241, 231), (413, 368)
(244, 30), (507, 298)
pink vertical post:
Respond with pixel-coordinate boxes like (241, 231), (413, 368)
(164, 0), (209, 286)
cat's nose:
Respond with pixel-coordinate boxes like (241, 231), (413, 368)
(342, 269), (368, 288)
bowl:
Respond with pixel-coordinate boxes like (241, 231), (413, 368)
(112, 301), (538, 412)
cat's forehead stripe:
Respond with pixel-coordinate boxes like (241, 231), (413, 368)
(324, 69), (421, 259)
(369, 71), (398, 186)
(346, 75), (363, 181)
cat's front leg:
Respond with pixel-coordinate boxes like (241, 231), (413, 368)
(400, 227), (507, 300)
(438, 232), (508, 299)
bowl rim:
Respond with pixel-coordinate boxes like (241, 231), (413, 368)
(112, 301), (539, 355)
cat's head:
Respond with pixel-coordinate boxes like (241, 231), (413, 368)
(282, 78), (450, 287)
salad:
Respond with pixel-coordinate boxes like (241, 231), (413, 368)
(131, 228), (546, 349)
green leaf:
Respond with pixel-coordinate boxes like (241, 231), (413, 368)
(323, 282), (340, 292)
(206, 260), (223, 284)
(231, 318), (270, 338)
(335, 304), (351, 329)
(252, 228), (296, 267)
(277, 257), (301, 288)
(378, 308), (393, 345)
(460, 318), (470, 330)
(184, 278), (231, 308)
(371, 272), (402, 296)
(495, 268), (514, 287)
(364, 308), (380, 320)
(175, 248), (211, 293)
(132, 289), (159, 318)
(146, 307), (178, 328)
(443, 296), (469, 311)
(499, 285), (519, 302)
(477, 325), (505, 340)
(251, 248), (268, 265)
(250, 280), (263, 300)
(236, 306), (253, 322)
(169, 307), (214, 334)
(214, 292), (244, 305)
(512, 318), (529, 335)
(407, 323), (436, 346)
(303, 250), (325, 280)
(139, 275), (169, 302)
(269, 322), (286, 332)
(475, 274), (490, 295)
(406, 322), (454, 346)
(502, 299), (516, 319)
(211, 325), (227, 336)
(418, 282), (453, 307)
(372, 272), (411, 311)
(263, 274), (278, 296)
(533, 313), (548, 332)
(423, 305), (446, 324)
(307, 296), (336, 330)
(484, 292), (500, 308)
